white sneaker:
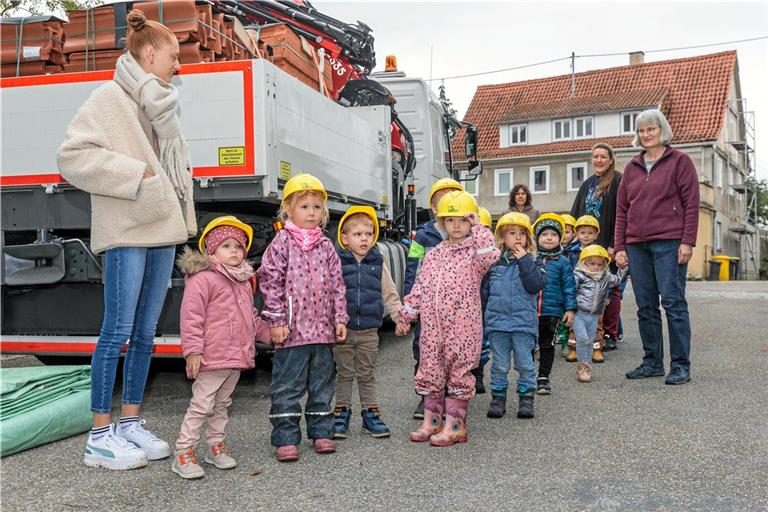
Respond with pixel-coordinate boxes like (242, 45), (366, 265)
(84, 425), (148, 470)
(117, 419), (171, 460)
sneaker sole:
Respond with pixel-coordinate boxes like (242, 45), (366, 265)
(626, 370), (665, 379)
(664, 377), (691, 385)
(486, 412), (505, 418)
(84, 453), (148, 471)
(203, 457), (237, 469)
(412, 413), (425, 420)
(171, 464), (205, 479)
(536, 389), (551, 395)
(126, 441), (170, 461)
(430, 437), (467, 447)
(362, 428), (391, 438)
(333, 431), (348, 440)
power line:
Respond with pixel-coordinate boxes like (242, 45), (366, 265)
(429, 34), (768, 82)
(427, 56), (571, 82)
(579, 35), (768, 58)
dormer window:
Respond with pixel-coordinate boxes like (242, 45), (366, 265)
(621, 112), (640, 134)
(499, 123), (528, 147)
(574, 116), (593, 138)
(553, 119), (571, 141)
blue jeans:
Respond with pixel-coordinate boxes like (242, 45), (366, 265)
(627, 240), (691, 372)
(269, 344), (336, 446)
(90, 246), (175, 413)
(488, 331), (537, 394)
(573, 311), (599, 363)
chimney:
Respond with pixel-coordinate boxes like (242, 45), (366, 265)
(630, 51), (645, 66)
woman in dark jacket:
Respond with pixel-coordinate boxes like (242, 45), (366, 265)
(505, 184), (540, 223)
(570, 143), (623, 350)
(570, 143), (622, 252)
(614, 109), (699, 386)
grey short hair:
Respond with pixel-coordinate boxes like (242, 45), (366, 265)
(633, 109), (673, 147)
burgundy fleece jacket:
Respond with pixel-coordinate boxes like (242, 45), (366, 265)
(614, 145), (700, 252)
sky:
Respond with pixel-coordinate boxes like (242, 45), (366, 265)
(317, 1), (768, 179)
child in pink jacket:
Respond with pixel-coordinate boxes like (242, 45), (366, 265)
(173, 216), (270, 480)
(397, 191), (499, 447)
(257, 174), (349, 462)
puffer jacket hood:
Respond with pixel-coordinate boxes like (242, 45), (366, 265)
(177, 246), (211, 276)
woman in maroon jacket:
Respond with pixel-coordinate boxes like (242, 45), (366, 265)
(614, 109), (698, 385)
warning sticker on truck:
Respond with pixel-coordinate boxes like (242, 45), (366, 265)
(218, 147), (245, 166)
(280, 161), (292, 180)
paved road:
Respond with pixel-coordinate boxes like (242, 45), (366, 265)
(2, 281), (767, 511)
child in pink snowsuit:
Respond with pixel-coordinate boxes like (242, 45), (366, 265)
(257, 174), (349, 462)
(174, 216), (271, 479)
(397, 191), (499, 446)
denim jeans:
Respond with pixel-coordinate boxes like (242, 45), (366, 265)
(269, 344), (336, 446)
(573, 311), (599, 363)
(90, 246), (175, 413)
(627, 239), (691, 371)
(488, 331), (537, 394)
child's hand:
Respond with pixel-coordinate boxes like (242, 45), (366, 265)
(335, 324), (347, 343)
(185, 354), (203, 379)
(464, 212), (479, 226)
(563, 311), (575, 328)
(271, 325), (289, 344)
(511, 244), (527, 260)
(395, 322), (411, 336)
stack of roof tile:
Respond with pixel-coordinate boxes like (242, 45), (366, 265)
(256, 23), (332, 94)
(1, 16), (66, 78)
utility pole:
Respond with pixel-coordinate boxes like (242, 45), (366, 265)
(570, 52), (576, 98)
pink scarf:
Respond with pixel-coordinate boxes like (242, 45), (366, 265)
(209, 254), (255, 283)
(284, 220), (323, 251)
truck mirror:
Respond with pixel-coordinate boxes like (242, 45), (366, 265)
(467, 159), (482, 176)
(464, 125), (478, 158)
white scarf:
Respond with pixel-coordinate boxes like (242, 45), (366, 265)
(114, 53), (191, 200)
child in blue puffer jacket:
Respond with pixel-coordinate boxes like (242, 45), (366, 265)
(533, 214), (577, 395)
(483, 212), (547, 420)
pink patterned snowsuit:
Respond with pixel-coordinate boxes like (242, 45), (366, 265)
(400, 224), (499, 400)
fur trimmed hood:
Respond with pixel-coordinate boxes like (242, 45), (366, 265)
(177, 246), (211, 276)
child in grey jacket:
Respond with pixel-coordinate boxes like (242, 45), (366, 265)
(573, 245), (627, 382)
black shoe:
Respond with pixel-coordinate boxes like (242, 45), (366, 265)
(664, 368), (691, 385)
(603, 334), (618, 351)
(626, 365), (665, 379)
(536, 376), (551, 395)
(487, 395), (506, 418)
(471, 368), (486, 394)
(412, 396), (425, 420)
(517, 393), (534, 419)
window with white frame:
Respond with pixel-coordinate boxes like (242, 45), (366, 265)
(567, 163), (587, 192)
(460, 170), (478, 196)
(715, 156), (723, 188)
(621, 112), (640, 134)
(508, 123), (527, 146)
(728, 165), (736, 196)
(574, 116), (593, 138)
(494, 168), (513, 196)
(530, 165), (549, 194)
(553, 119), (571, 141)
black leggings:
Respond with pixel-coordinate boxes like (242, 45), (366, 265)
(537, 316), (561, 378)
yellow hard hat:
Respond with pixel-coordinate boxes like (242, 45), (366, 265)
(579, 244), (611, 263)
(575, 214), (601, 234)
(561, 214), (577, 229)
(436, 190), (478, 218)
(533, 213), (566, 241)
(337, 205), (380, 249)
(478, 207), (492, 228)
(282, 173), (328, 202)
(429, 178), (464, 206)
(198, 215), (253, 253)
(495, 211), (533, 236)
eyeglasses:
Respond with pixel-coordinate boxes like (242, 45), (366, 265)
(637, 126), (659, 136)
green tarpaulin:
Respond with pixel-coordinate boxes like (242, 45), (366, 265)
(1, 365), (91, 457)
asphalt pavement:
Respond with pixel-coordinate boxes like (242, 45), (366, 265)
(1, 280), (767, 511)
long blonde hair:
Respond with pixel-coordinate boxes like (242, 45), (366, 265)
(277, 190), (330, 228)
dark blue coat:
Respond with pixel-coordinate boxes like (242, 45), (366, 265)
(537, 255), (577, 318)
(404, 220), (444, 296)
(337, 246), (384, 330)
(567, 241), (583, 269)
(483, 252), (547, 337)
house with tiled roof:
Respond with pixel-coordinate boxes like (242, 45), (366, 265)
(455, 50), (759, 279)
